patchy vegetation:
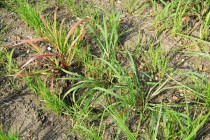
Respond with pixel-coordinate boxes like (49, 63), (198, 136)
(0, 0), (210, 139)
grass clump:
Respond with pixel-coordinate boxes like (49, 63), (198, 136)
(4, 3), (89, 93)
(26, 76), (74, 115)
(86, 10), (120, 61)
(122, 0), (142, 15)
(152, 0), (210, 38)
(14, 0), (44, 35)
(142, 44), (169, 80)
(0, 126), (19, 140)
(12, 4), (88, 71)
(146, 104), (210, 139)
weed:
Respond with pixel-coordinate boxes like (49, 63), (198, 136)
(0, 23), (10, 44)
(152, 0), (186, 35)
(200, 6), (210, 40)
(5, 48), (18, 75)
(0, 126), (19, 140)
(154, 105), (209, 139)
(180, 71), (210, 108)
(5, 4), (89, 92)
(26, 76), (70, 115)
(109, 0), (115, 8)
(87, 11), (120, 60)
(0, 23), (18, 84)
(14, 0), (44, 35)
(104, 104), (136, 140)
(142, 44), (169, 80)
(122, 0), (142, 14)
(67, 0), (101, 25)
(152, 0), (210, 38)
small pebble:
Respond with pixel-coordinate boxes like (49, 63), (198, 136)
(181, 59), (185, 62)
(172, 96), (179, 101)
(198, 65), (203, 71)
(47, 47), (52, 51)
